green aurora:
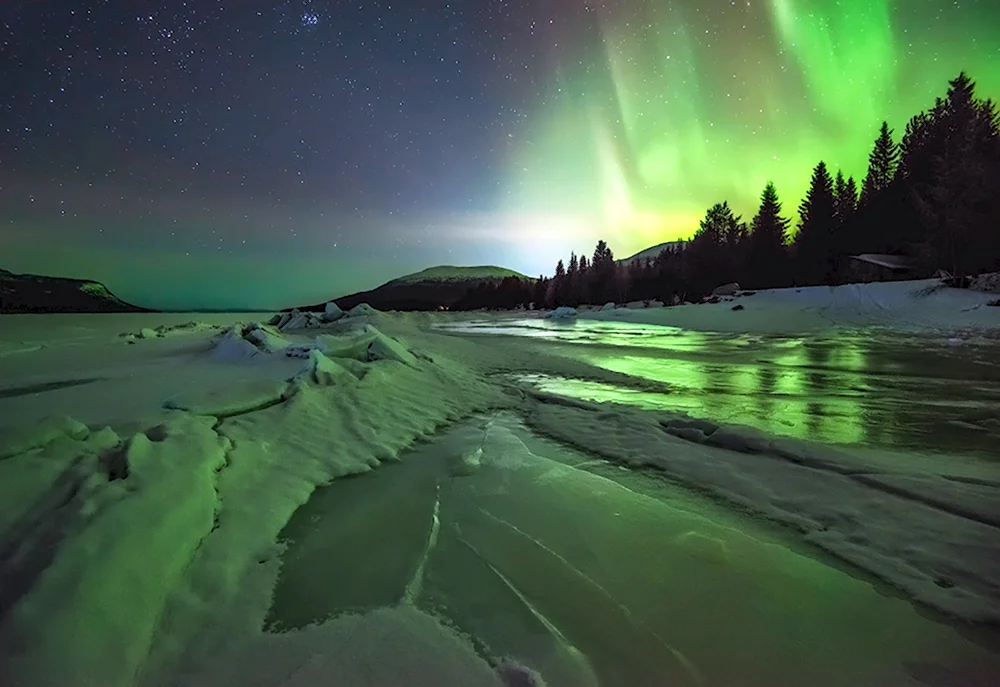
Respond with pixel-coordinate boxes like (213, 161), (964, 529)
(502, 0), (1000, 260)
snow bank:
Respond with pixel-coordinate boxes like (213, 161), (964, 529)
(323, 301), (344, 322)
(0, 312), (501, 687)
(137, 319), (498, 684)
(212, 322), (292, 360)
(524, 394), (1000, 622)
(0, 415), (230, 687)
(120, 321), (222, 341)
(347, 303), (380, 318)
(544, 306), (578, 320)
(0, 415), (90, 460)
(583, 279), (1000, 333)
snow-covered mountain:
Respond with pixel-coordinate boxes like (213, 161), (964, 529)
(288, 265), (531, 312)
(0, 269), (149, 313)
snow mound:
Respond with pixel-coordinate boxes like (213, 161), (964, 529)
(0, 414), (230, 687)
(323, 301), (344, 322)
(312, 326), (416, 366)
(279, 309), (325, 331)
(545, 307), (578, 320)
(600, 302), (616, 311)
(347, 303), (380, 318)
(0, 415), (90, 459)
(366, 328), (417, 365)
(712, 282), (740, 297)
(971, 272), (1000, 293)
(212, 323), (290, 360)
(121, 321), (221, 340)
(297, 350), (355, 386)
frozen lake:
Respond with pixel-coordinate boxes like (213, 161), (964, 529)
(2, 309), (999, 686)
(266, 413), (1000, 687)
(438, 318), (1000, 458)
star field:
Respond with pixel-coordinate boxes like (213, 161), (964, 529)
(1, 1), (998, 309)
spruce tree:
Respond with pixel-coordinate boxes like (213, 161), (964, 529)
(747, 181), (790, 288)
(860, 121), (899, 206)
(923, 73), (1000, 275)
(686, 202), (741, 295)
(845, 176), (859, 212)
(590, 240), (616, 303)
(795, 161), (838, 284)
(577, 255), (590, 304)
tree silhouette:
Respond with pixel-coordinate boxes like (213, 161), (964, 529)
(795, 161), (838, 284)
(590, 240), (617, 303)
(860, 121), (900, 206)
(747, 182), (790, 288)
(686, 202), (743, 295)
(902, 72), (1000, 275)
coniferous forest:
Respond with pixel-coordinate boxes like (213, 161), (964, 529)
(455, 72), (1000, 311)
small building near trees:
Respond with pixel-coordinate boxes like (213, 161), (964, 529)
(846, 254), (916, 283)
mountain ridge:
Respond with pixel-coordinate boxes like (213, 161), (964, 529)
(0, 269), (150, 314)
(287, 264), (531, 312)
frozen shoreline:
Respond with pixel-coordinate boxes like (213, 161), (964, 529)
(570, 279), (1000, 334)
(1, 297), (999, 686)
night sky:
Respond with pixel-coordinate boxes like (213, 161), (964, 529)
(2, 1), (998, 310)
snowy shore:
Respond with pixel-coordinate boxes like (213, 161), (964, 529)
(580, 279), (1000, 334)
(0, 282), (999, 686)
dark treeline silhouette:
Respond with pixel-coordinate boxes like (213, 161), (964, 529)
(454, 72), (999, 311)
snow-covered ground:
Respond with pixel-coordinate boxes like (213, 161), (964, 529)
(581, 279), (1000, 334)
(0, 281), (999, 686)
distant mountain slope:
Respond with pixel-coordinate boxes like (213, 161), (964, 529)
(390, 265), (526, 284)
(287, 265), (531, 312)
(0, 269), (150, 313)
(618, 241), (687, 265)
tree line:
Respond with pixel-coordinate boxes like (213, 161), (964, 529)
(454, 72), (999, 311)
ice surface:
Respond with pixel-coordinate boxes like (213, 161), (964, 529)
(525, 394), (1000, 622)
(1, 295), (999, 686)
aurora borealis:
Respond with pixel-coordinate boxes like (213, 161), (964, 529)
(509, 0), (1000, 260)
(2, 1), (998, 309)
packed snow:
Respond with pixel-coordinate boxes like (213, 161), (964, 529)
(581, 278), (1000, 333)
(0, 280), (999, 686)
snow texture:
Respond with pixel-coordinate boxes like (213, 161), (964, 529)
(544, 306), (578, 320)
(323, 301), (344, 322)
(0, 310), (501, 687)
(584, 278), (1000, 333)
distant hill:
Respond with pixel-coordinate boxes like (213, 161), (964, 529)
(287, 265), (531, 312)
(618, 241), (687, 265)
(0, 269), (150, 313)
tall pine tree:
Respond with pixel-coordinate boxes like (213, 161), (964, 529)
(686, 202), (742, 295)
(921, 73), (1000, 275)
(860, 121), (899, 206)
(590, 240), (617, 303)
(747, 182), (790, 289)
(795, 161), (838, 284)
